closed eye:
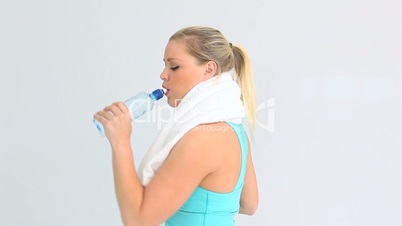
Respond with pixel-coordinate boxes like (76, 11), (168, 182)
(170, 66), (179, 71)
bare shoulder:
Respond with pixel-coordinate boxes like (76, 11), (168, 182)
(191, 122), (236, 135)
(180, 122), (238, 146)
(167, 122), (232, 163)
(156, 122), (237, 186)
(173, 122), (239, 156)
(173, 122), (239, 167)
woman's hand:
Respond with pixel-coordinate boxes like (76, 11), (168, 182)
(93, 102), (132, 146)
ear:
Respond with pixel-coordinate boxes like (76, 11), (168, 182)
(202, 61), (217, 81)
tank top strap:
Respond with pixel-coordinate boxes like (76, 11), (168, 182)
(225, 121), (248, 191)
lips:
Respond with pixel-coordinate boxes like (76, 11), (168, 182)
(162, 86), (170, 95)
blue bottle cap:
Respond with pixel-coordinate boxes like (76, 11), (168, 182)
(150, 89), (165, 100)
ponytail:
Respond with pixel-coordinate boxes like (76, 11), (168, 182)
(232, 44), (256, 134)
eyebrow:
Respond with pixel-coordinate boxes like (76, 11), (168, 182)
(163, 58), (183, 62)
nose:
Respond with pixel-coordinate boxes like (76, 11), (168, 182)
(160, 68), (168, 81)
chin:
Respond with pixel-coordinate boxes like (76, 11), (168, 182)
(168, 98), (181, 107)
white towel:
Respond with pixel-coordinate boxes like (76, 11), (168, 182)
(138, 72), (246, 186)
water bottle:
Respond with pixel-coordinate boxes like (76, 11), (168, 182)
(93, 89), (165, 136)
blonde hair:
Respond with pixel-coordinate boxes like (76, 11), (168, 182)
(169, 26), (256, 132)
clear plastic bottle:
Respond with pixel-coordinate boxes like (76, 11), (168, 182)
(93, 89), (164, 136)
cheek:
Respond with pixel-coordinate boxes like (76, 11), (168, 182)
(177, 78), (201, 96)
(171, 80), (188, 99)
(167, 96), (181, 107)
(169, 73), (201, 103)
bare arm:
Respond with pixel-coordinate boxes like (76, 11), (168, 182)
(94, 102), (217, 225)
(239, 139), (259, 215)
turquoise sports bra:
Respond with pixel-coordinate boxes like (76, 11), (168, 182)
(166, 122), (248, 226)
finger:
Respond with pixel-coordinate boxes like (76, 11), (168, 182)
(94, 110), (113, 121)
(105, 102), (130, 117)
(104, 104), (123, 116)
(114, 102), (129, 114)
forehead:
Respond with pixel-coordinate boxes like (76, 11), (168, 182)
(164, 40), (189, 60)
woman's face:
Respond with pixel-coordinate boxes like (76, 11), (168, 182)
(160, 40), (210, 107)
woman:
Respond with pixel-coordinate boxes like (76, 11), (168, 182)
(94, 26), (258, 226)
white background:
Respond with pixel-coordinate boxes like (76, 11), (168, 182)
(1, 1), (401, 225)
